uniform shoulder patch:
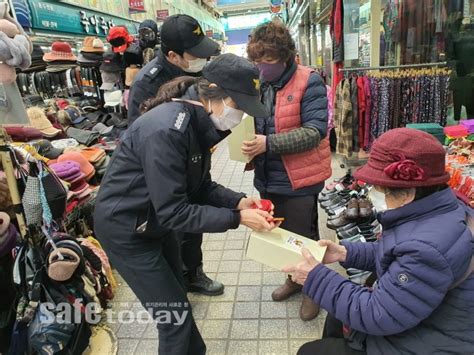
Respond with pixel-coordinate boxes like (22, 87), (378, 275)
(145, 65), (163, 79)
(170, 110), (191, 133)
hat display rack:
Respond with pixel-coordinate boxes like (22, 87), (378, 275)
(0, 129), (119, 353)
(1, 4), (122, 351)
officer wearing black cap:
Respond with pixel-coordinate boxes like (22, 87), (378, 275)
(94, 54), (277, 354)
(128, 15), (219, 124)
(127, 15), (221, 297)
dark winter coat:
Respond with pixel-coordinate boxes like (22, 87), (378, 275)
(94, 86), (244, 251)
(127, 51), (185, 125)
(304, 188), (474, 354)
(254, 61), (328, 197)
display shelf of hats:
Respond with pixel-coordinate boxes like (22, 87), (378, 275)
(0, 129), (118, 354)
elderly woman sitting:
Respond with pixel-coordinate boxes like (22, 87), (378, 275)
(285, 128), (474, 355)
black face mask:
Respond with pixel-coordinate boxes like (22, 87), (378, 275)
(139, 28), (157, 49)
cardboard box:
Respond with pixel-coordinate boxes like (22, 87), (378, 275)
(246, 228), (327, 270)
(228, 115), (255, 163)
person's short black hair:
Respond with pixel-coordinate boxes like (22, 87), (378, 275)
(161, 43), (184, 57)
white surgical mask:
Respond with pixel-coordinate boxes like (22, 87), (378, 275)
(183, 57), (207, 73)
(209, 99), (244, 131)
(368, 188), (389, 212)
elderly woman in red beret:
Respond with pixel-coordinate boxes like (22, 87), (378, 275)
(284, 128), (474, 354)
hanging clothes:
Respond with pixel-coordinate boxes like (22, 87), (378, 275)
(332, 66), (451, 157)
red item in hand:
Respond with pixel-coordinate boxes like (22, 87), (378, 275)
(251, 199), (273, 212)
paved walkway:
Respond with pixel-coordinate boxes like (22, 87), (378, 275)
(109, 142), (345, 355)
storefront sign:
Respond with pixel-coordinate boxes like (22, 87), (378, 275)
(28, 0), (137, 36)
(129, 0), (145, 12)
(156, 9), (169, 21)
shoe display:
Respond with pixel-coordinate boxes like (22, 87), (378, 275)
(327, 212), (353, 230)
(187, 265), (225, 296)
(299, 295), (320, 321)
(321, 172), (383, 288)
(271, 276), (302, 302)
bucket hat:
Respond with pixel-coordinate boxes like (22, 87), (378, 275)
(354, 128), (451, 188)
(81, 36), (105, 54)
(43, 42), (76, 62)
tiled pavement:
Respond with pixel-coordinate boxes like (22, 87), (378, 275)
(109, 142), (346, 355)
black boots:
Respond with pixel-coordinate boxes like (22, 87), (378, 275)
(187, 265), (224, 296)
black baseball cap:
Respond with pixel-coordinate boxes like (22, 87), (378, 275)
(160, 15), (219, 58)
(100, 52), (125, 73)
(31, 139), (63, 159)
(202, 54), (269, 118)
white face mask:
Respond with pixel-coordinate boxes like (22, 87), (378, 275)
(368, 188), (389, 212)
(183, 57), (207, 73)
(209, 99), (244, 131)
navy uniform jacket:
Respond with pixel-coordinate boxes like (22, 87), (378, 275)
(127, 51), (185, 125)
(95, 86), (244, 250)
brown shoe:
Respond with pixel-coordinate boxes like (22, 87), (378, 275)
(299, 295), (320, 321)
(345, 197), (360, 220)
(358, 197), (374, 218)
(271, 276), (302, 302)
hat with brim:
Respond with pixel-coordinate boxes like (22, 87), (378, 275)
(30, 139), (63, 159)
(202, 53), (268, 118)
(186, 36), (220, 58)
(223, 89), (268, 118)
(353, 128), (451, 188)
(104, 90), (123, 107)
(92, 122), (114, 135)
(77, 53), (99, 64)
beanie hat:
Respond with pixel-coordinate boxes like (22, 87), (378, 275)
(58, 152), (95, 181)
(0, 222), (18, 257)
(47, 247), (81, 282)
(354, 128), (451, 188)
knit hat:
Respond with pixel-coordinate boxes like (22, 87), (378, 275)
(81, 36), (105, 54)
(47, 247), (81, 282)
(27, 107), (61, 137)
(354, 128), (451, 188)
(4, 125), (43, 142)
(0, 221), (17, 257)
(50, 161), (81, 180)
(51, 138), (79, 150)
(43, 42), (77, 62)
(0, 18), (31, 82)
(0, 211), (10, 236)
(80, 147), (106, 164)
(58, 152), (95, 181)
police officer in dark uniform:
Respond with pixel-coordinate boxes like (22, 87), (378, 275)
(94, 54), (279, 354)
(128, 14), (223, 296)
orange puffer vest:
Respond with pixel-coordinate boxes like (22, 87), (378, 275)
(274, 65), (332, 190)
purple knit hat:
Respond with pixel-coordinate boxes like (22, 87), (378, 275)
(0, 223), (18, 257)
(50, 161), (81, 179)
